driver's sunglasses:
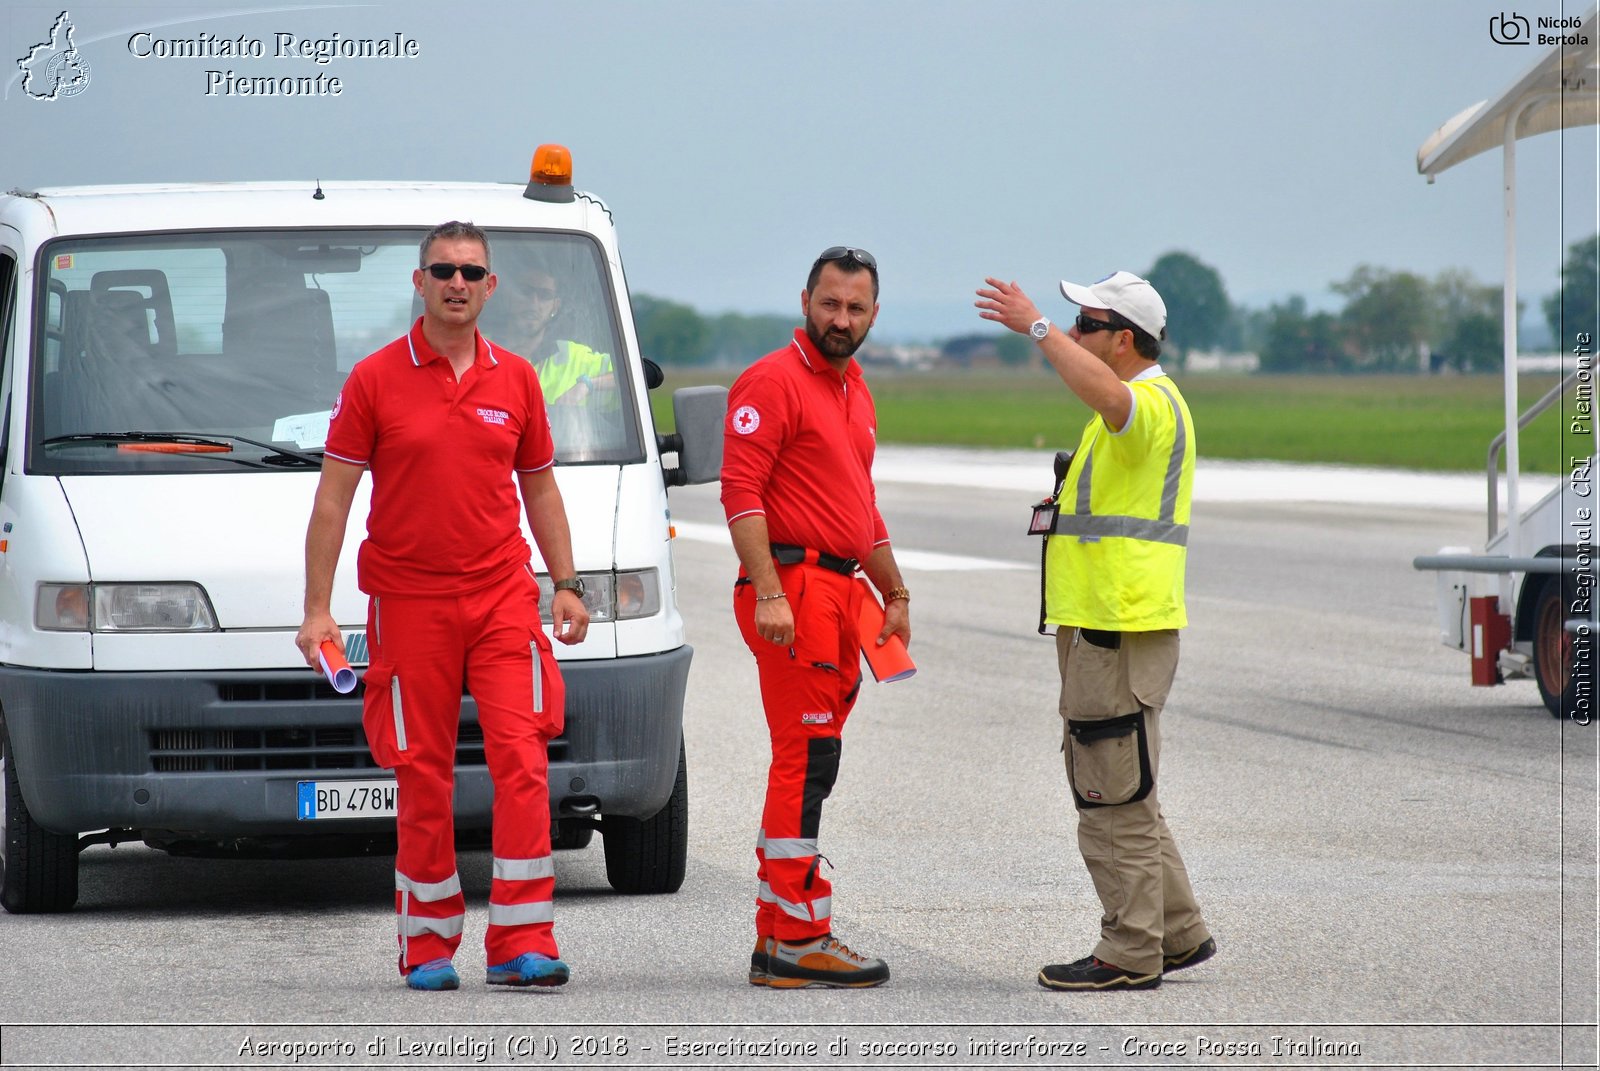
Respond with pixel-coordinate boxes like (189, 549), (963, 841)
(425, 261), (489, 282)
(817, 246), (877, 270)
(1075, 313), (1125, 334)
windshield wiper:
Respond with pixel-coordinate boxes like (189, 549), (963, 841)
(41, 432), (324, 468)
(226, 435), (325, 468)
(44, 431), (236, 450)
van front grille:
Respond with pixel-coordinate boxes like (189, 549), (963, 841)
(149, 724), (489, 772)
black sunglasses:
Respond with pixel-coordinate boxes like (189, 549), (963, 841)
(425, 261), (489, 282)
(817, 246), (877, 270)
(1075, 313), (1125, 334)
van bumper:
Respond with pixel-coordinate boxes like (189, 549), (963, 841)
(0, 645), (691, 839)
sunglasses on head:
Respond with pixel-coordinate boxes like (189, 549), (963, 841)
(425, 261), (489, 282)
(1075, 313), (1125, 334)
(817, 246), (877, 270)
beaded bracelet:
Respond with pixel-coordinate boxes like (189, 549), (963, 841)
(885, 586), (911, 602)
(755, 592), (788, 602)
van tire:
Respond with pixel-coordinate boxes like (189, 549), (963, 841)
(1533, 579), (1581, 720)
(601, 741), (687, 894)
(1, 722), (79, 914)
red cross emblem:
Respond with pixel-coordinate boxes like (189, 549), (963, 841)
(733, 405), (761, 435)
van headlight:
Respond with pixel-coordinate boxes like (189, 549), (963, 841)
(536, 569), (660, 624)
(37, 583), (219, 632)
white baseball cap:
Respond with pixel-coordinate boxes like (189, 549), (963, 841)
(1059, 270), (1167, 340)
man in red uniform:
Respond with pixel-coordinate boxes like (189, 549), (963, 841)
(720, 246), (910, 989)
(296, 221), (590, 991)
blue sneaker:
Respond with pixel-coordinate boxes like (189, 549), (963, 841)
(486, 952), (570, 987)
(405, 957), (460, 991)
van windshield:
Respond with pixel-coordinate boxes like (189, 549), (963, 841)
(28, 228), (644, 474)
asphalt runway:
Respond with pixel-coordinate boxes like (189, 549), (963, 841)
(1, 451), (1594, 1069)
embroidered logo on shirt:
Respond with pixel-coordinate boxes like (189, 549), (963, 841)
(477, 407), (510, 426)
(732, 405), (761, 435)
(800, 711), (833, 725)
(330, 390), (342, 420)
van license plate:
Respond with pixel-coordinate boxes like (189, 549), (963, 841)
(296, 778), (398, 820)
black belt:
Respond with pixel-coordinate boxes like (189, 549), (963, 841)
(770, 543), (859, 576)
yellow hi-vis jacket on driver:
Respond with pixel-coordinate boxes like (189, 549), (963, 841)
(1045, 368), (1195, 632)
(533, 339), (615, 404)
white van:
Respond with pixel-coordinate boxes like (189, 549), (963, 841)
(0, 149), (726, 912)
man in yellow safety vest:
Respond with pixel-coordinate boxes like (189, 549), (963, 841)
(976, 269), (1215, 992)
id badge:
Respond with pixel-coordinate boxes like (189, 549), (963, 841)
(1028, 500), (1058, 536)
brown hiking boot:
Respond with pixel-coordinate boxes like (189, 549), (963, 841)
(749, 936), (774, 986)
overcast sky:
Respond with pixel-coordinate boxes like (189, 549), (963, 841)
(4, 0), (1596, 341)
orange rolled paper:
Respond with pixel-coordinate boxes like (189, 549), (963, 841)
(856, 580), (916, 683)
(318, 640), (358, 694)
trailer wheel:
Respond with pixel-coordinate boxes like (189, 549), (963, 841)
(601, 741), (687, 894)
(1, 722), (80, 913)
(1533, 581), (1579, 720)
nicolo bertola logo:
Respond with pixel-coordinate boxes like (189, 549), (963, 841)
(15, 10), (90, 101)
(15, 8), (424, 101)
(1490, 10), (1590, 45)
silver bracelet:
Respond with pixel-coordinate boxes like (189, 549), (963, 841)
(755, 592), (788, 602)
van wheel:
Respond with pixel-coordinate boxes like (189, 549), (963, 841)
(1533, 580), (1580, 720)
(1, 723), (80, 913)
(601, 741), (687, 894)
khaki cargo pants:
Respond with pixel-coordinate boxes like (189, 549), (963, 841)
(1057, 626), (1210, 976)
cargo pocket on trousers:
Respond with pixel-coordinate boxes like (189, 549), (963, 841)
(360, 661), (411, 770)
(1066, 710), (1153, 809)
(531, 626), (566, 738)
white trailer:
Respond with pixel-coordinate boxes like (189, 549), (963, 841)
(1413, 9), (1598, 721)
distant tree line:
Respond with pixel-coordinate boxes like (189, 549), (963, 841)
(632, 234), (1597, 372)
(631, 295), (797, 368)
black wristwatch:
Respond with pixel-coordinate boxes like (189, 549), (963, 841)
(553, 576), (586, 598)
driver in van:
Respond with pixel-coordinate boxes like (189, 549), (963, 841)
(491, 260), (616, 408)
(295, 220), (590, 992)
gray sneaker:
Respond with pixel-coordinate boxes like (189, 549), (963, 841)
(768, 933), (888, 989)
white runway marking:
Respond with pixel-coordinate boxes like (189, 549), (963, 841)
(670, 521), (1025, 573)
(869, 445), (1561, 510)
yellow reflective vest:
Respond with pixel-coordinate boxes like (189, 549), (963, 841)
(1045, 370), (1195, 631)
(533, 339), (614, 403)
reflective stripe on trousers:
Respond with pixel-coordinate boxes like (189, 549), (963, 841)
(396, 869), (466, 958)
(489, 855), (556, 928)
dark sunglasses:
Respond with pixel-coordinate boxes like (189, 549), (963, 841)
(1075, 313), (1125, 334)
(817, 246), (877, 270)
(425, 261), (489, 282)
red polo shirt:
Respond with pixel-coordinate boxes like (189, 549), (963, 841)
(325, 318), (556, 597)
(720, 328), (889, 563)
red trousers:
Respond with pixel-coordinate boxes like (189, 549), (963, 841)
(361, 565), (565, 970)
(734, 560), (864, 942)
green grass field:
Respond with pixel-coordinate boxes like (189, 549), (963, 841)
(654, 369), (1586, 474)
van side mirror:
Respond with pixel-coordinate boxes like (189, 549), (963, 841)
(641, 357), (664, 390)
(659, 385), (727, 487)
